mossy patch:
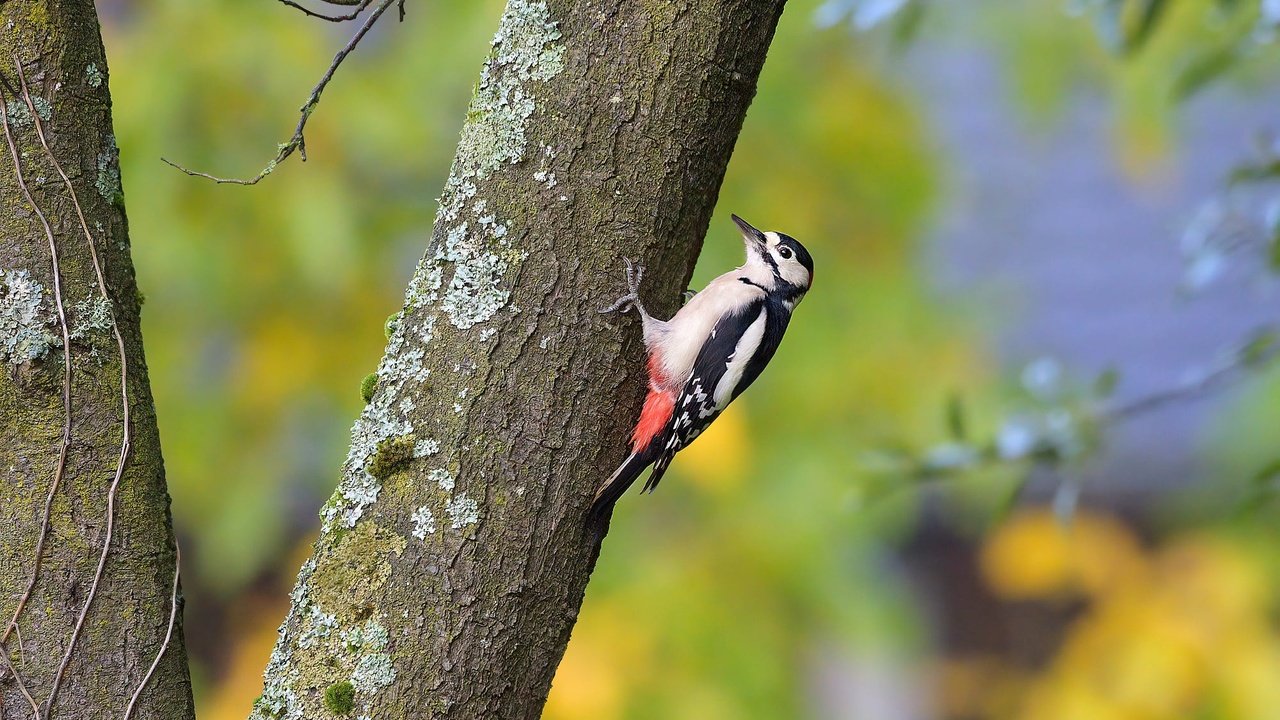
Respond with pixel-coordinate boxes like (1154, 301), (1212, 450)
(359, 372), (378, 403)
(322, 681), (355, 715)
(309, 521), (405, 615)
(366, 434), (415, 479)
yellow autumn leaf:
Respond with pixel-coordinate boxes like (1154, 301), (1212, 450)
(980, 510), (1146, 600)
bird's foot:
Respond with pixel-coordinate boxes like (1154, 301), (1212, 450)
(599, 257), (647, 315)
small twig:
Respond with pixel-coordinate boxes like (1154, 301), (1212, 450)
(9, 56), (137, 720)
(0, 65), (74, 670)
(123, 545), (181, 720)
(274, 0), (372, 22)
(1102, 341), (1275, 421)
(163, 0), (399, 184)
(0, 641), (40, 720)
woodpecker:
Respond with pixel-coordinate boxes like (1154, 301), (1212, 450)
(592, 215), (814, 517)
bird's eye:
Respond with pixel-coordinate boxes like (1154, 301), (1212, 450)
(778, 246), (793, 260)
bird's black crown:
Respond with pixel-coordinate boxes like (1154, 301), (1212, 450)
(777, 233), (814, 281)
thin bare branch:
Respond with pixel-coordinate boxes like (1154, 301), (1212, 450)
(0, 67), (74, 677)
(163, 0), (399, 184)
(123, 545), (181, 720)
(274, 0), (372, 22)
(1101, 334), (1277, 421)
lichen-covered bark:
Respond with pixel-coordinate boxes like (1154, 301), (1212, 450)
(256, 0), (787, 718)
(0, 1), (194, 718)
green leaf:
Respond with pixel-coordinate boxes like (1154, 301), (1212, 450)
(920, 442), (979, 475)
(1239, 329), (1278, 367)
(1093, 367), (1120, 398)
(988, 473), (1030, 530)
(1269, 236), (1280, 273)
(1237, 459), (1280, 517)
(945, 393), (967, 441)
(1252, 459), (1280, 487)
(890, 0), (928, 49)
(1172, 47), (1239, 102)
(1123, 0), (1170, 55)
(1228, 159), (1280, 186)
(1093, 0), (1126, 52)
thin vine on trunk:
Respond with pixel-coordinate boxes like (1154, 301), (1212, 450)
(0, 2), (193, 718)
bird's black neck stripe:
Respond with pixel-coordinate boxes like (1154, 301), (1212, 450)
(759, 249), (779, 276)
(742, 276), (805, 306)
(773, 283), (806, 305)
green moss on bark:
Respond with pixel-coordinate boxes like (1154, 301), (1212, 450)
(323, 681), (355, 714)
(359, 372), (378, 402)
(366, 434), (415, 479)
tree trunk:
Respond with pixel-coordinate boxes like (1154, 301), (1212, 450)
(253, 0), (787, 718)
(0, 2), (194, 718)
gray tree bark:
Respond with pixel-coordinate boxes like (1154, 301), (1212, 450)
(0, 2), (194, 718)
(253, 0), (788, 718)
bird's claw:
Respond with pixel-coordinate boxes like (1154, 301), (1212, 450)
(598, 293), (637, 315)
(623, 258), (645, 294)
(599, 257), (647, 315)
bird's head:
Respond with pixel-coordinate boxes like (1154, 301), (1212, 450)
(732, 214), (814, 299)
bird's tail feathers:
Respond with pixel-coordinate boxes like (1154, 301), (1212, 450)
(590, 450), (654, 519)
(641, 456), (671, 494)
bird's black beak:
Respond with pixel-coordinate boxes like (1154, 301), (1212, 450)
(732, 214), (768, 257)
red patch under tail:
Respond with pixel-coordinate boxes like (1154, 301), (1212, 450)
(632, 389), (674, 451)
(634, 353), (675, 448)
(632, 356), (674, 452)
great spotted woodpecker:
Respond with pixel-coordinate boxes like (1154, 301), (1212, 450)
(592, 215), (814, 517)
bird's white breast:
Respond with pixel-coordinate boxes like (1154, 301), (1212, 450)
(654, 270), (764, 390)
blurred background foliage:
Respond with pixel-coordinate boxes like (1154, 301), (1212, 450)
(98, 0), (1280, 717)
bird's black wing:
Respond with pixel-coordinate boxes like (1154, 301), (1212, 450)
(644, 298), (774, 493)
(728, 295), (791, 403)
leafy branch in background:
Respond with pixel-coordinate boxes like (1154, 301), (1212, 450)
(1183, 135), (1280, 291)
(818, 0), (1280, 86)
(813, 0), (927, 47)
(885, 127), (1280, 509)
(161, 0), (403, 184)
(880, 136), (1280, 517)
(839, 0), (1280, 48)
(837, 0), (1280, 517)
(868, 326), (1278, 515)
